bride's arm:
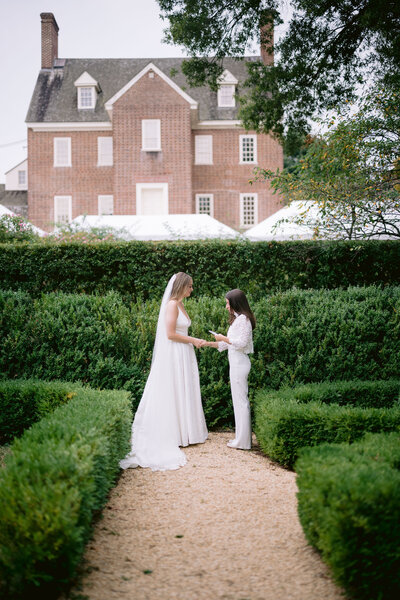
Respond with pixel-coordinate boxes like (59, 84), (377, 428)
(165, 301), (205, 347)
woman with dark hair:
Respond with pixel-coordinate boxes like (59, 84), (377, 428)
(120, 273), (208, 471)
(205, 289), (255, 449)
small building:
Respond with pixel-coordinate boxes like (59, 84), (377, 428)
(26, 13), (283, 232)
(0, 159), (28, 218)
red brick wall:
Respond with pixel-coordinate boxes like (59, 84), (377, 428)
(192, 128), (283, 229)
(112, 70), (192, 214)
(27, 70), (283, 231)
(28, 129), (113, 230)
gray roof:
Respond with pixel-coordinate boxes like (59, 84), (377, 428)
(26, 56), (260, 123)
(0, 185), (28, 218)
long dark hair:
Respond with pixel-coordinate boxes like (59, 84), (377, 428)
(225, 289), (256, 330)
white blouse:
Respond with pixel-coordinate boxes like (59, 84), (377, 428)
(218, 313), (253, 354)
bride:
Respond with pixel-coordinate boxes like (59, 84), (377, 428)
(120, 272), (208, 471)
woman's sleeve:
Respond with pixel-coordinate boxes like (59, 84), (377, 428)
(229, 315), (252, 350)
(217, 341), (229, 352)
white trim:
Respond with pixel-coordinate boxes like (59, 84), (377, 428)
(98, 195), (114, 215)
(74, 71), (99, 88)
(27, 122), (112, 132)
(136, 183), (169, 215)
(54, 195), (72, 225)
(53, 137), (71, 167)
(97, 137), (113, 166)
(192, 120), (241, 130)
(105, 62), (198, 115)
(217, 69), (238, 85)
(239, 134), (258, 164)
(195, 193), (214, 217)
(195, 135), (213, 165)
(142, 119), (161, 152)
(240, 193), (258, 228)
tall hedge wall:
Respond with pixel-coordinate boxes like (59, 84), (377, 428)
(1, 239), (400, 299)
(1, 286), (400, 427)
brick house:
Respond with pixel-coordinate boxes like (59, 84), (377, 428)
(26, 13), (283, 232)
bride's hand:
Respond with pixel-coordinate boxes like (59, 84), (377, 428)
(193, 338), (206, 348)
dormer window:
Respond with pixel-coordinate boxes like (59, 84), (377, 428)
(217, 69), (238, 108)
(74, 71), (100, 110)
(79, 87), (95, 109)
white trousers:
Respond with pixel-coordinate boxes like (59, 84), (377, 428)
(228, 349), (252, 449)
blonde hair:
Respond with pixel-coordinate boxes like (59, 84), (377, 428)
(170, 272), (192, 300)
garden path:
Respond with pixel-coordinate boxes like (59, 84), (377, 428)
(70, 432), (344, 600)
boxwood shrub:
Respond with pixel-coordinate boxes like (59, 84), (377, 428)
(0, 379), (81, 444)
(0, 384), (132, 598)
(1, 239), (400, 299)
(1, 286), (400, 428)
(254, 380), (400, 467)
(296, 432), (400, 600)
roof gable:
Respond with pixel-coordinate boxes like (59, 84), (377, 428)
(74, 71), (100, 89)
(105, 62), (198, 114)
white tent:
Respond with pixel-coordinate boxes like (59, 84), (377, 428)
(244, 201), (324, 241)
(0, 203), (46, 237)
(71, 214), (239, 240)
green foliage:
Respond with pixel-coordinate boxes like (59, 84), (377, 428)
(2, 239), (400, 299)
(0, 384), (132, 598)
(158, 1), (400, 147)
(0, 379), (81, 444)
(296, 433), (400, 599)
(0, 215), (40, 243)
(254, 380), (400, 468)
(1, 287), (400, 429)
(257, 86), (400, 239)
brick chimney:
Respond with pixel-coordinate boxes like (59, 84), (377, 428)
(41, 12), (59, 69)
(260, 21), (274, 65)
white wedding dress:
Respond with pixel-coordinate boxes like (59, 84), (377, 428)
(120, 277), (208, 471)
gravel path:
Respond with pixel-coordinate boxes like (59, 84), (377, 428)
(72, 432), (345, 600)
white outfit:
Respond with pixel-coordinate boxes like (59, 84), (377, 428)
(120, 277), (208, 471)
(218, 313), (253, 449)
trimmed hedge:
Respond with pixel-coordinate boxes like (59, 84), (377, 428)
(296, 432), (400, 600)
(0, 383), (132, 598)
(1, 286), (400, 427)
(1, 239), (400, 299)
(254, 380), (400, 467)
(0, 379), (80, 444)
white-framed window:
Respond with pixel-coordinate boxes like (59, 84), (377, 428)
(195, 194), (214, 217)
(218, 84), (235, 107)
(78, 87), (95, 109)
(54, 138), (71, 167)
(240, 193), (258, 228)
(18, 170), (26, 186)
(239, 134), (257, 164)
(142, 119), (161, 151)
(136, 183), (168, 215)
(54, 196), (72, 225)
(98, 195), (114, 215)
(97, 137), (113, 166)
(195, 135), (213, 165)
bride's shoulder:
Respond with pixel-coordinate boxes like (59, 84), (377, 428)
(166, 299), (178, 310)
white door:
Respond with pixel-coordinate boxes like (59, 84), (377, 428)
(136, 184), (168, 215)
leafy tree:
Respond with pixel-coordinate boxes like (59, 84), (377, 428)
(255, 86), (400, 239)
(157, 0), (400, 151)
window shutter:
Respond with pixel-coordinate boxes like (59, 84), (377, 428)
(195, 136), (213, 164)
(98, 137), (113, 166)
(54, 138), (71, 167)
(54, 196), (72, 224)
(142, 120), (161, 151)
(98, 195), (114, 215)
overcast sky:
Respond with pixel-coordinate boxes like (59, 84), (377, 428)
(0, 0), (192, 183)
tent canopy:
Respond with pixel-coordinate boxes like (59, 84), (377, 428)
(243, 201), (319, 241)
(0, 203), (46, 236)
(71, 214), (239, 240)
